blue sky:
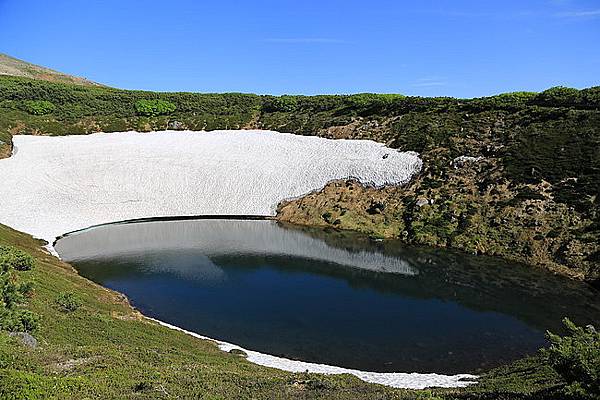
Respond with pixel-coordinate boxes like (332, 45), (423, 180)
(0, 0), (599, 97)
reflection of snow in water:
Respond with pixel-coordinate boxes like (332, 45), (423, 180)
(56, 220), (417, 276)
(143, 254), (227, 283)
(0, 130), (422, 251)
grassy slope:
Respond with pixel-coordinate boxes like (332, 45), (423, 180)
(0, 223), (567, 399)
(0, 53), (101, 87)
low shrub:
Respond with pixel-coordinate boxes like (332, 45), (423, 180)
(134, 99), (176, 116)
(55, 292), (82, 312)
(0, 246), (38, 333)
(22, 100), (56, 115)
(0, 309), (39, 333)
(543, 318), (600, 399)
(0, 245), (35, 271)
(261, 95), (299, 112)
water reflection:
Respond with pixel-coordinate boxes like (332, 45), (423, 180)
(55, 219), (599, 374)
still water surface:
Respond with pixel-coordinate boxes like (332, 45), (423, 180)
(55, 219), (600, 374)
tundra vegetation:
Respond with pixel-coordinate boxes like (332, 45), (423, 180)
(0, 75), (599, 398)
(0, 245), (37, 333)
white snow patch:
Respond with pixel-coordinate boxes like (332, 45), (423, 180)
(149, 318), (477, 389)
(0, 130), (421, 249)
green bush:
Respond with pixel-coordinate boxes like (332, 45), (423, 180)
(345, 93), (405, 109)
(134, 99), (176, 116)
(0, 246), (38, 333)
(55, 292), (82, 312)
(22, 100), (56, 115)
(262, 96), (299, 112)
(1, 278), (28, 310)
(0, 245), (35, 271)
(543, 318), (600, 399)
(534, 86), (582, 107)
(0, 309), (39, 333)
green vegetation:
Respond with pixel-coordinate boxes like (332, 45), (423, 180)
(0, 245), (35, 271)
(0, 245), (38, 333)
(134, 99), (176, 116)
(543, 318), (600, 399)
(55, 292), (82, 313)
(22, 100), (55, 115)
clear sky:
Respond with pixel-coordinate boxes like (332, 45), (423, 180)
(0, 0), (599, 97)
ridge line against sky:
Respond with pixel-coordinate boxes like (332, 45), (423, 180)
(0, 0), (598, 97)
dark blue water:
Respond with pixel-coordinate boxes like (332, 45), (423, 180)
(54, 219), (600, 374)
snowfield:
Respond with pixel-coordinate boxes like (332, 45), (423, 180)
(0, 130), (480, 389)
(0, 130), (422, 248)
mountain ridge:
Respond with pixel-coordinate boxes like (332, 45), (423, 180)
(0, 53), (102, 87)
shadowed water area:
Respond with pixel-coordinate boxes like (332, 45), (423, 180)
(55, 219), (600, 374)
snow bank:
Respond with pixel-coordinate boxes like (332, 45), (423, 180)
(150, 318), (477, 389)
(0, 130), (422, 248)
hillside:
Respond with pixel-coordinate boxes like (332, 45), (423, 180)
(0, 53), (101, 87)
(0, 75), (598, 284)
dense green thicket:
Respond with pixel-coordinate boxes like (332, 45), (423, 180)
(0, 76), (261, 130)
(134, 99), (176, 116)
(543, 319), (600, 399)
(0, 246), (37, 333)
(22, 100), (55, 115)
(1, 76), (598, 122)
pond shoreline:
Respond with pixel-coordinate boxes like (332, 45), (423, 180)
(146, 317), (478, 390)
(53, 218), (598, 388)
(52, 218), (482, 389)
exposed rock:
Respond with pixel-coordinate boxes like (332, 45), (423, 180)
(366, 201), (385, 215)
(416, 198), (429, 208)
(229, 348), (247, 357)
(9, 332), (37, 348)
(452, 156), (484, 168)
(167, 120), (185, 130)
